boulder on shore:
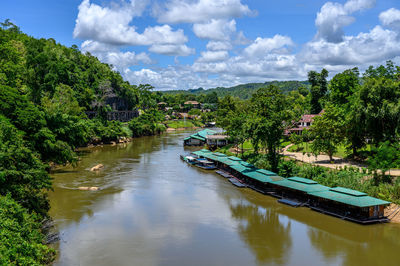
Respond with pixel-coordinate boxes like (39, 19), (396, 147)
(90, 164), (104, 171)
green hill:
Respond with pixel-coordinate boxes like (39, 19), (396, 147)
(164, 81), (309, 99)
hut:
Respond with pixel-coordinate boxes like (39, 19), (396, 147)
(242, 169), (284, 194)
(308, 187), (390, 223)
(271, 177), (330, 203)
(206, 134), (229, 148)
(183, 129), (217, 146)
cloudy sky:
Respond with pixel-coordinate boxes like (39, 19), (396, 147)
(2, 0), (400, 90)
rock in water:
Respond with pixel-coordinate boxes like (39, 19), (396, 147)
(90, 164), (104, 171)
(78, 186), (100, 191)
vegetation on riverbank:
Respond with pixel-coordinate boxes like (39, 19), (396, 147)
(0, 21), (170, 263)
(165, 120), (204, 129)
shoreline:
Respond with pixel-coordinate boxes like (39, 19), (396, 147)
(385, 204), (400, 223)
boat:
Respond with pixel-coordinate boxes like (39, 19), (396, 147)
(194, 158), (217, 170)
(180, 155), (198, 165)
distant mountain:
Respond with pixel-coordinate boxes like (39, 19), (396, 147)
(163, 81), (309, 99)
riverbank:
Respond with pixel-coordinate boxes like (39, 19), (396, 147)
(384, 204), (400, 223)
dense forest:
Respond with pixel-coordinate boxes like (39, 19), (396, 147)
(164, 80), (309, 99)
(0, 21), (169, 264)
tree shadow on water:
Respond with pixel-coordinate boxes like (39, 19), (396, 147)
(229, 202), (292, 265)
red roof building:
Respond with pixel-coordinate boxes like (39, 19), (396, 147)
(286, 110), (324, 135)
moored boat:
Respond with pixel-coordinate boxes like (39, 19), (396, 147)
(194, 158), (217, 170)
(180, 155), (198, 165)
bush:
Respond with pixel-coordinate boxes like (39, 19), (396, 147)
(0, 116), (52, 216)
(128, 109), (166, 137)
(0, 195), (55, 265)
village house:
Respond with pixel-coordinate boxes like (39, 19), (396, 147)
(157, 102), (167, 111)
(184, 129), (217, 146)
(184, 100), (201, 109)
(286, 110), (324, 135)
(206, 134), (229, 148)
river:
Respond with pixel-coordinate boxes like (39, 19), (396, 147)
(49, 131), (400, 266)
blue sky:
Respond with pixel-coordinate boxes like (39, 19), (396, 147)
(1, 0), (400, 90)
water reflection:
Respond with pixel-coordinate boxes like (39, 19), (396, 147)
(308, 223), (400, 266)
(229, 201), (292, 265)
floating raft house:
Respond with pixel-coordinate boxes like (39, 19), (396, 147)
(271, 176), (330, 202)
(184, 129), (217, 146)
(308, 187), (390, 223)
(192, 149), (391, 224)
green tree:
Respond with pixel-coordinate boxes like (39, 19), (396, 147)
(329, 68), (359, 105)
(308, 69), (328, 114)
(368, 141), (399, 180)
(0, 195), (55, 265)
(248, 85), (291, 171)
(0, 116), (52, 216)
(359, 76), (400, 144)
(329, 68), (365, 156)
(310, 106), (344, 162)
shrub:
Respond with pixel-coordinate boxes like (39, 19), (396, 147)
(0, 195), (55, 265)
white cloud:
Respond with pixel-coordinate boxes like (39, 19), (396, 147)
(105, 51), (153, 70)
(149, 44), (195, 56)
(81, 40), (153, 70)
(74, 0), (188, 47)
(379, 8), (400, 32)
(193, 19), (236, 41)
(315, 0), (375, 43)
(74, 0), (400, 91)
(192, 35), (300, 79)
(157, 0), (252, 24)
(81, 40), (116, 54)
(244, 35), (294, 57)
(300, 25), (400, 71)
(206, 41), (233, 51)
(197, 51), (229, 62)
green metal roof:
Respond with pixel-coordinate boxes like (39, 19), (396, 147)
(191, 135), (205, 141)
(330, 187), (367, 197)
(192, 151), (205, 156)
(287, 176), (318, 184)
(240, 161), (255, 168)
(308, 190), (390, 207)
(230, 164), (253, 173)
(184, 137), (191, 141)
(243, 170), (285, 183)
(197, 129), (216, 139)
(205, 154), (219, 161)
(186, 130), (216, 142)
(272, 179), (330, 193)
(256, 169), (277, 176)
(216, 157), (241, 166)
(227, 156), (242, 161)
(200, 149), (212, 153)
(212, 152), (227, 157)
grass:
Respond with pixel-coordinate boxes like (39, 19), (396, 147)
(288, 142), (373, 159)
(165, 120), (203, 129)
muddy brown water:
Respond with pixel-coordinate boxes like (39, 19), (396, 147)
(49, 131), (400, 266)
